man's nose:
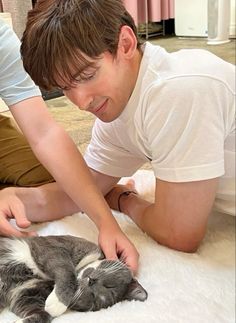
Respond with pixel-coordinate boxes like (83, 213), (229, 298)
(69, 87), (93, 111)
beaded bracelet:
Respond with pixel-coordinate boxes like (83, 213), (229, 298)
(117, 190), (137, 212)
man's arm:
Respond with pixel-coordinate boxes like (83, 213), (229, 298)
(106, 177), (219, 252)
(10, 96), (117, 229)
(0, 188), (35, 237)
(0, 168), (120, 235)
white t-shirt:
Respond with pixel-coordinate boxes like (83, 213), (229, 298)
(84, 42), (235, 215)
(0, 18), (41, 106)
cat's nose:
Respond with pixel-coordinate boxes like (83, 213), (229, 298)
(88, 277), (96, 286)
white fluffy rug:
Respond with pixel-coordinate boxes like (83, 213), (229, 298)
(0, 170), (235, 323)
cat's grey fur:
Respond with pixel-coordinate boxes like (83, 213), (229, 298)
(0, 235), (147, 322)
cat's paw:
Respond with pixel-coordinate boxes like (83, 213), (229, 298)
(45, 288), (67, 317)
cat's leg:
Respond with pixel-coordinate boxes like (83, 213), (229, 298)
(14, 311), (51, 323)
(45, 267), (77, 317)
(0, 289), (5, 312)
(1, 264), (33, 283)
(0, 303), (4, 313)
(0, 279), (7, 312)
(10, 280), (53, 323)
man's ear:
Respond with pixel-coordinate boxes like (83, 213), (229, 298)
(124, 279), (148, 302)
(117, 25), (137, 59)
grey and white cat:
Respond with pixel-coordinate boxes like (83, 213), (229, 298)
(0, 235), (147, 323)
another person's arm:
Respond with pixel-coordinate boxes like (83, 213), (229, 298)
(9, 97), (139, 272)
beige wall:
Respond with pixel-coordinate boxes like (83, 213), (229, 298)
(230, 0), (236, 37)
(1, 0), (32, 38)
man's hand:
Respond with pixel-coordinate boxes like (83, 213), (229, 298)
(98, 221), (139, 275)
(0, 187), (36, 237)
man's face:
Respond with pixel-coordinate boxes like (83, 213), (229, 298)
(62, 50), (137, 123)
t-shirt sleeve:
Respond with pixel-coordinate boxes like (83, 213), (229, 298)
(144, 77), (232, 182)
(0, 19), (41, 107)
(84, 120), (145, 177)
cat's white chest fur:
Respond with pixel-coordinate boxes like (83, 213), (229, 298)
(4, 239), (48, 279)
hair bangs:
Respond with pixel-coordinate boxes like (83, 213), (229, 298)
(47, 47), (98, 91)
(37, 19), (102, 91)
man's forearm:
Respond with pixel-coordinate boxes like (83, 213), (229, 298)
(13, 183), (79, 222)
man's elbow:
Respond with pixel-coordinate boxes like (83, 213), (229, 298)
(155, 229), (205, 253)
(168, 239), (201, 253)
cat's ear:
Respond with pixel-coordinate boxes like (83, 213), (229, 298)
(124, 279), (148, 302)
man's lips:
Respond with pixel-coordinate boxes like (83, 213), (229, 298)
(93, 99), (108, 113)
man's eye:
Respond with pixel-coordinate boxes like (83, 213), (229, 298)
(76, 71), (97, 83)
(58, 69), (97, 90)
(85, 74), (95, 80)
(78, 75), (94, 82)
(60, 86), (71, 91)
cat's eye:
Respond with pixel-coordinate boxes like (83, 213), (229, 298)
(104, 282), (116, 289)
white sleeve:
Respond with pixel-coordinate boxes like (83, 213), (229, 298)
(0, 19), (41, 106)
(144, 77), (233, 182)
(84, 120), (145, 177)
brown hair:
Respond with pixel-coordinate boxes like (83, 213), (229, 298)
(21, 0), (141, 90)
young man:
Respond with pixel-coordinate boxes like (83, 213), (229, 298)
(21, 0), (235, 253)
(0, 16), (139, 272)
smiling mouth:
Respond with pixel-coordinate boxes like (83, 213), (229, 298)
(94, 99), (108, 113)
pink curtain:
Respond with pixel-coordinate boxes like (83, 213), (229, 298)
(123, 0), (175, 25)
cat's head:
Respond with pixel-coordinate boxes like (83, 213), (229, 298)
(70, 259), (147, 312)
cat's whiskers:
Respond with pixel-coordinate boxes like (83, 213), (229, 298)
(119, 257), (127, 265)
(93, 261), (126, 279)
(102, 261), (125, 271)
(70, 285), (86, 307)
(12, 313), (33, 322)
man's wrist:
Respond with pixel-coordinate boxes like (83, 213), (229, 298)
(118, 190), (137, 213)
(96, 210), (121, 231)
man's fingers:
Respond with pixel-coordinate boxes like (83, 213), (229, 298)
(118, 242), (139, 275)
(27, 231), (38, 237)
(0, 213), (33, 237)
(15, 216), (31, 229)
(0, 191), (35, 237)
(10, 200), (31, 228)
(121, 254), (138, 275)
(101, 241), (138, 274)
(103, 248), (119, 261)
(101, 240), (118, 261)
